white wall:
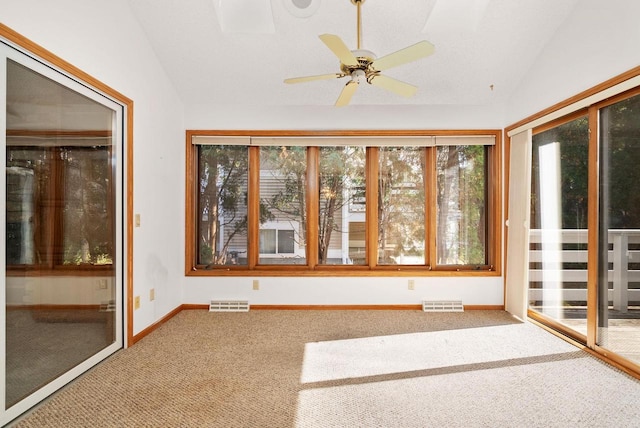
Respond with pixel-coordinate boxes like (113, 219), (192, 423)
(505, 0), (640, 125)
(186, 104), (506, 130)
(3, 0), (185, 335)
(184, 276), (503, 307)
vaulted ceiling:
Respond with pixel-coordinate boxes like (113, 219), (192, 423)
(127, 0), (580, 108)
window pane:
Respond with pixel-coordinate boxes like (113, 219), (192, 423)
(278, 229), (295, 254)
(378, 147), (426, 265)
(62, 147), (112, 265)
(197, 145), (249, 266)
(530, 116), (589, 335)
(319, 146), (366, 265)
(436, 145), (487, 265)
(259, 146), (307, 264)
(598, 93), (640, 365)
(259, 229), (276, 254)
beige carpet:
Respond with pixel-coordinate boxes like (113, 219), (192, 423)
(11, 310), (640, 427)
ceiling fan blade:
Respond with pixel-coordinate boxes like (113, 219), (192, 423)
(368, 74), (418, 98)
(284, 73), (343, 84)
(319, 34), (359, 67)
(371, 40), (435, 71)
(335, 81), (358, 107)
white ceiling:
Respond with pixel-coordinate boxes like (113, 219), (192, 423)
(128, 0), (580, 108)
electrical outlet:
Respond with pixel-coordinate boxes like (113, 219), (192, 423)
(98, 279), (108, 289)
(252, 280), (259, 290)
(408, 279), (415, 290)
(150, 288), (155, 301)
(134, 296), (140, 310)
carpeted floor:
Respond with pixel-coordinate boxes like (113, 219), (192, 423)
(11, 310), (640, 427)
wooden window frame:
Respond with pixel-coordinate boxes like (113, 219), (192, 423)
(185, 130), (502, 277)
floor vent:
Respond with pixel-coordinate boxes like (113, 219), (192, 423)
(209, 300), (250, 312)
(422, 300), (464, 312)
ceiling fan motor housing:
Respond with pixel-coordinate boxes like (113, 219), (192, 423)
(340, 49), (376, 80)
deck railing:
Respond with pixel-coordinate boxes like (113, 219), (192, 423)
(529, 229), (640, 312)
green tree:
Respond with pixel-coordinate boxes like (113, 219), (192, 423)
(260, 146), (307, 256)
(261, 146), (365, 264)
(378, 147), (426, 264)
(199, 145), (272, 266)
(531, 117), (589, 230)
(318, 147), (365, 263)
(437, 145), (486, 265)
(603, 93), (640, 228)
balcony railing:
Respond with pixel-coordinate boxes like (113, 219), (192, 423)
(529, 229), (640, 312)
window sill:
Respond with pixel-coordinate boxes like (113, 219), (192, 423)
(186, 266), (499, 277)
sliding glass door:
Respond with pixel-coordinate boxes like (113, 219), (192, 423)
(2, 40), (124, 423)
(526, 87), (640, 371)
(597, 92), (640, 365)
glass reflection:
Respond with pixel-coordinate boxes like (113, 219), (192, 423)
(5, 59), (116, 407)
(530, 116), (589, 335)
(598, 93), (640, 365)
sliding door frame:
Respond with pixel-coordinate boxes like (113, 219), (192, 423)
(505, 65), (640, 379)
(0, 24), (134, 425)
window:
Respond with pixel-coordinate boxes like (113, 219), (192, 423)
(319, 146), (366, 265)
(186, 133), (500, 275)
(436, 145), (487, 266)
(259, 227), (295, 255)
(259, 146), (307, 264)
(197, 144), (249, 266)
(377, 147), (426, 265)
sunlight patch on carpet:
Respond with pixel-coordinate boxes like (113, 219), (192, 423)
(300, 323), (577, 383)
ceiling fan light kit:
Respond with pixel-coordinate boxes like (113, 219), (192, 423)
(284, 0), (435, 106)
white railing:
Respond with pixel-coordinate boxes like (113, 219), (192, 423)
(529, 229), (640, 312)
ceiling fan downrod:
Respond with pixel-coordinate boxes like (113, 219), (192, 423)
(351, 0), (365, 50)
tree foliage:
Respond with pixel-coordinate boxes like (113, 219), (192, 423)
(261, 146), (366, 264)
(602, 93), (640, 228)
(437, 145), (486, 265)
(531, 94), (640, 231)
(318, 147), (365, 263)
(531, 117), (589, 229)
(198, 145), (272, 265)
(378, 147), (426, 264)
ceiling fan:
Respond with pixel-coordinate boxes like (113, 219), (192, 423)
(284, 0), (435, 107)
